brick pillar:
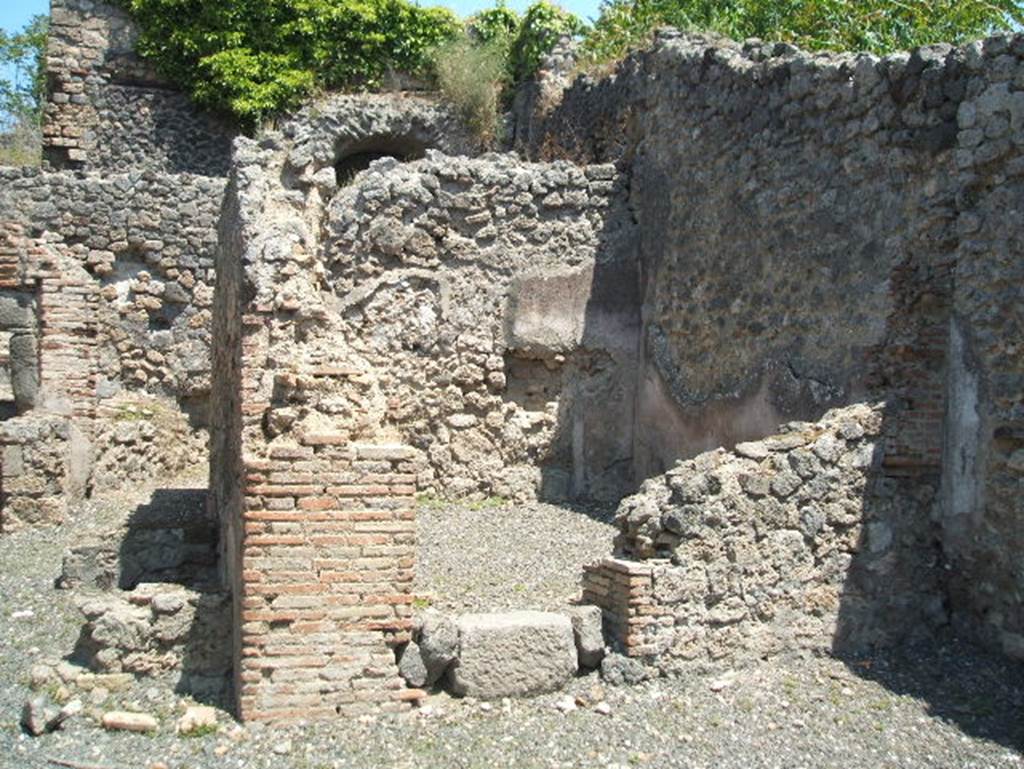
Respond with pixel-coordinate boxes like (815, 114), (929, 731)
(237, 442), (420, 721)
(0, 226), (95, 528)
(31, 240), (98, 424)
(230, 314), (422, 721)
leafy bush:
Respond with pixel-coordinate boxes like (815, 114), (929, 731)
(510, 1), (585, 84)
(580, 0), (1024, 65)
(119, 0), (461, 127)
(116, 0), (586, 130)
(431, 34), (510, 145)
(0, 14), (48, 166)
(468, 3), (522, 46)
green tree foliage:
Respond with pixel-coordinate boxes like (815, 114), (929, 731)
(0, 14), (49, 165)
(581, 0), (1024, 65)
(118, 0), (582, 129)
(118, 0), (462, 127)
(510, 1), (584, 83)
(468, 3), (522, 46)
(0, 14), (49, 129)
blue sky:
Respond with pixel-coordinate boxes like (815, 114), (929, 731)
(2, 0), (47, 35)
(2, 0), (605, 35)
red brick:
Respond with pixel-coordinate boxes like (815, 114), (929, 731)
(251, 583), (322, 595)
(245, 535), (305, 546)
(298, 496), (339, 511)
(249, 484), (320, 497)
(245, 510), (331, 522)
(241, 610), (326, 622)
(326, 485), (390, 497)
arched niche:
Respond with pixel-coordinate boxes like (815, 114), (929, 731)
(334, 134), (430, 187)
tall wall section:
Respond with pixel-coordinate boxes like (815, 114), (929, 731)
(45, 0), (233, 174)
(531, 32), (1024, 661)
(0, 0), (234, 529)
(210, 92), (647, 719)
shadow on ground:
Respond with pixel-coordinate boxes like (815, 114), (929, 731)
(66, 487), (232, 707)
(839, 636), (1024, 751)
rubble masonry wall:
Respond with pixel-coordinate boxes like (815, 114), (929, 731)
(532, 31), (1024, 660)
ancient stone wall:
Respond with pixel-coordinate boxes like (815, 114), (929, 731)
(532, 32), (1024, 662)
(209, 92), (645, 719)
(942, 42), (1024, 658)
(584, 403), (946, 669)
(0, 0), (232, 527)
(319, 154), (636, 502)
(0, 168), (223, 503)
(0, 225), (90, 530)
(2, 0), (1022, 717)
(213, 93), (637, 506)
(44, 0), (234, 174)
(533, 32), (959, 478)
(0, 168), (224, 403)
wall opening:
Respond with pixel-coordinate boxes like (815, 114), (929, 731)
(0, 330), (16, 420)
(334, 135), (429, 186)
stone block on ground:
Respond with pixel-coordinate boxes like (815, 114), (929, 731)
(448, 611), (578, 699)
(565, 605), (606, 668)
(397, 640), (428, 688)
(102, 710), (158, 732)
(21, 697), (56, 736)
(417, 609), (459, 686)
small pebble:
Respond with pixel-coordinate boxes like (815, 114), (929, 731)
(554, 695), (577, 714)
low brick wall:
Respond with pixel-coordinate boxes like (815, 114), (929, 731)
(582, 558), (665, 657)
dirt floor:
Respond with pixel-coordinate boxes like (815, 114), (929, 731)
(1, 481), (1021, 769)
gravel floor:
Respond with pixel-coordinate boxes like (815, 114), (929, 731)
(415, 499), (616, 612)
(2, 483), (1023, 769)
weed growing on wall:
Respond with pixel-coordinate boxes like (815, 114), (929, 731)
(431, 1), (583, 144)
(431, 35), (510, 145)
(580, 0), (1024, 66)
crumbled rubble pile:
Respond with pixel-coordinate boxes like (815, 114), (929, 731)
(0, 414), (73, 529)
(72, 584), (231, 696)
